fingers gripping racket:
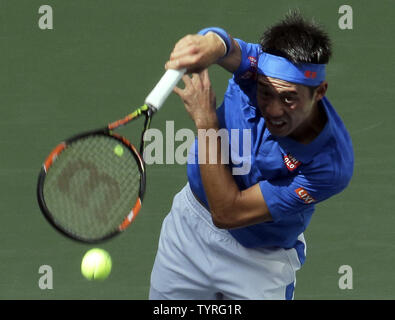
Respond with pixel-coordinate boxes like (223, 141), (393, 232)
(37, 69), (186, 243)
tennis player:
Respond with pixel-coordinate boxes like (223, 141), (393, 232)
(149, 11), (354, 300)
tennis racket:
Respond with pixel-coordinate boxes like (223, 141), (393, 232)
(37, 68), (186, 243)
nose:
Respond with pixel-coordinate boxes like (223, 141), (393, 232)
(262, 100), (284, 118)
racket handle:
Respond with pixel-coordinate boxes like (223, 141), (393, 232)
(145, 68), (186, 111)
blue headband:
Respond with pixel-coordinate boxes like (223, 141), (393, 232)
(257, 52), (326, 86)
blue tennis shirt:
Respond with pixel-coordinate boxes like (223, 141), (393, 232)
(187, 39), (354, 254)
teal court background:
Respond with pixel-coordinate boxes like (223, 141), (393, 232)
(0, 0), (394, 299)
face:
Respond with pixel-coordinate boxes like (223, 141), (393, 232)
(256, 75), (323, 138)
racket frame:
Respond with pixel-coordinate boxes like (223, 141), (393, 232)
(36, 68), (186, 243)
(36, 106), (152, 243)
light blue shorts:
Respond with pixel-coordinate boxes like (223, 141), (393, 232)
(149, 183), (305, 300)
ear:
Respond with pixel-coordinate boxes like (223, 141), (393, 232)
(314, 81), (328, 102)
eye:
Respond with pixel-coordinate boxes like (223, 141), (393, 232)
(282, 96), (294, 105)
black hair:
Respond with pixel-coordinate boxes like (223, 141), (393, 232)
(260, 10), (332, 65)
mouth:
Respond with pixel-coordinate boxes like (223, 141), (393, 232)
(267, 118), (287, 130)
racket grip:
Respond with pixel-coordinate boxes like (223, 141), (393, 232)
(144, 68), (186, 111)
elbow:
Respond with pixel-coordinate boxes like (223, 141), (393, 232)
(209, 193), (242, 229)
(211, 208), (273, 229)
(212, 218), (234, 229)
(211, 211), (238, 229)
(212, 218), (229, 229)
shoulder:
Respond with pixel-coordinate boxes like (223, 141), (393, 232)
(323, 97), (354, 187)
(304, 113), (354, 194)
(306, 148), (352, 193)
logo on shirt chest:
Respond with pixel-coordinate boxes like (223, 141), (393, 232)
(283, 154), (301, 172)
(295, 188), (316, 204)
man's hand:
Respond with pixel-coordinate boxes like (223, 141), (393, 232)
(165, 33), (226, 74)
(173, 69), (218, 130)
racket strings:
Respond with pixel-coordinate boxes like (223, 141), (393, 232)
(42, 135), (141, 240)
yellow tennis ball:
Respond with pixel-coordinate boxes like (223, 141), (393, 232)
(81, 248), (112, 281)
(114, 144), (124, 157)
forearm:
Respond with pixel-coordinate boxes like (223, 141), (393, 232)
(197, 125), (272, 229)
(198, 131), (241, 227)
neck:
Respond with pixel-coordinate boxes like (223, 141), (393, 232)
(290, 100), (327, 144)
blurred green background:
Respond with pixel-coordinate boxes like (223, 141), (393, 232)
(1, 0), (394, 299)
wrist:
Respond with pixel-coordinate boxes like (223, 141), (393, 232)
(206, 32), (227, 59)
(198, 27), (232, 58)
(195, 117), (219, 131)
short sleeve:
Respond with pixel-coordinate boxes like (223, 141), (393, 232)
(259, 173), (341, 223)
(233, 39), (261, 80)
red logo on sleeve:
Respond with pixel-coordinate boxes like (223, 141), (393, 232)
(295, 188), (315, 204)
(283, 154), (301, 172)
(248, 56), (257, 67)
(240, 57), (258, 79)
